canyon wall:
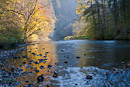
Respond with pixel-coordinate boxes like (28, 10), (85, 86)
(51, 0), (78, 40)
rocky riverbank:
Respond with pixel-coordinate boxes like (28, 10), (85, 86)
(0, 44), (30, 59)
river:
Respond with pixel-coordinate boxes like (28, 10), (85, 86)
(0, 40), (130, 87)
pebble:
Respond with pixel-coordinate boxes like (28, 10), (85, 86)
(86, 75), (93, 79)
(37, 74), (44, 83)
(35, 70), (39, 73)
(22, 55), (27, 58)
(48, 65), (53, 69)
(53, 71), (58, 78)
(76, 57), (80, 59)
(64, 61), (68, 64)
(40, 66), (44, 69)
(37, 54), (42, 56)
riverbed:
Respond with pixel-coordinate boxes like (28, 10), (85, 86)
(0, 40), (130, 87)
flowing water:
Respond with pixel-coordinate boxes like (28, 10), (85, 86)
(0, 40), (130, 87)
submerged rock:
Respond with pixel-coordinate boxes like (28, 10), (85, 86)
(48, 65), (53, 69)
(34, 61), (39, 64)
(53, 71), (58, 78)
(35, 70), (39, 73)
(112, 67), (118, 71)
(28, 51), (31, 53)
(43, 56), (47, 58)
(40, 66), (44, 69)
(86, 75), (93, 79)
(64, 61), (68, 64)
(32, 53), (36, 56)
(47, 85), (50, 87)
(76, 57), (80, 59)
(37, 74), (44, 83)
(22, 55), (27, 58)
(38, 59), (44, 63)
(45, 52), (49, 54)
(37, 54), (42, 56)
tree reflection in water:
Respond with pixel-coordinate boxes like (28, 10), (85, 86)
(3, 41), (57, 87)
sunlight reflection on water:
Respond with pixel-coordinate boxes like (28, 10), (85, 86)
(1, 40), (130, 87)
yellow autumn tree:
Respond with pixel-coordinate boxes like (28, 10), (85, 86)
(0, 0), (56, 45)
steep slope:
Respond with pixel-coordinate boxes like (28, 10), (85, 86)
(51, 0), (78, 40)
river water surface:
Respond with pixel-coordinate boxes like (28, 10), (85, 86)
(0, 40), (130, 87)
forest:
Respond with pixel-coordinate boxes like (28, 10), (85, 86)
(0, 0), (130, 48)
(0, 0), (55, 49)
(70, 0), (130, 40)
(0, 0), (130, 87)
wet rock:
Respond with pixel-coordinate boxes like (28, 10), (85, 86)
(61, 50), (64, 52)
(76, 57), (80, 59)
(37, 54), (42, 56)
(48, 65), (53, 69)
(43, 61), (47, 64)
(47, 85), (50, 87)
(38, 59), (44, 63)
(112, 68), (120, 73)
(35, 70), (39, 73)
(75, 84), (78, 85)
(53, 71), (58, 78)
(45, 52), (49, 55)
(115, 71), (120, 74)
(112, 67), (118, 71)
(22, 71), (28, 75)
(22, 55), (27, 58)
(43, 56), (47, 58)
(25, 80), (29, 83)
(45, 52), (49, 54)
(34, 61), (39, 64)
(28, 62), (32, 64)
(22, 62), (26, 64)
(32, 53), (36, 56)
(20, 64), (23, 67)
(40, 66), (44, 69)
(37, 74), (44, 83)
(64, 61), (68, 64)
(86, 75), (93, 79)
(29, 60), (34, 62)
(28, 51), (31, 53)
(19, 69), (23, 72)
(26, 66), (31, 69)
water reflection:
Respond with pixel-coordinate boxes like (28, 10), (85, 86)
(1, 40), (130, 87)
(71, 40), (130, 69)
(3, 41), (57, 86)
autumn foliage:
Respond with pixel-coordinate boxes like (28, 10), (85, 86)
(0, 0), (55, 48)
